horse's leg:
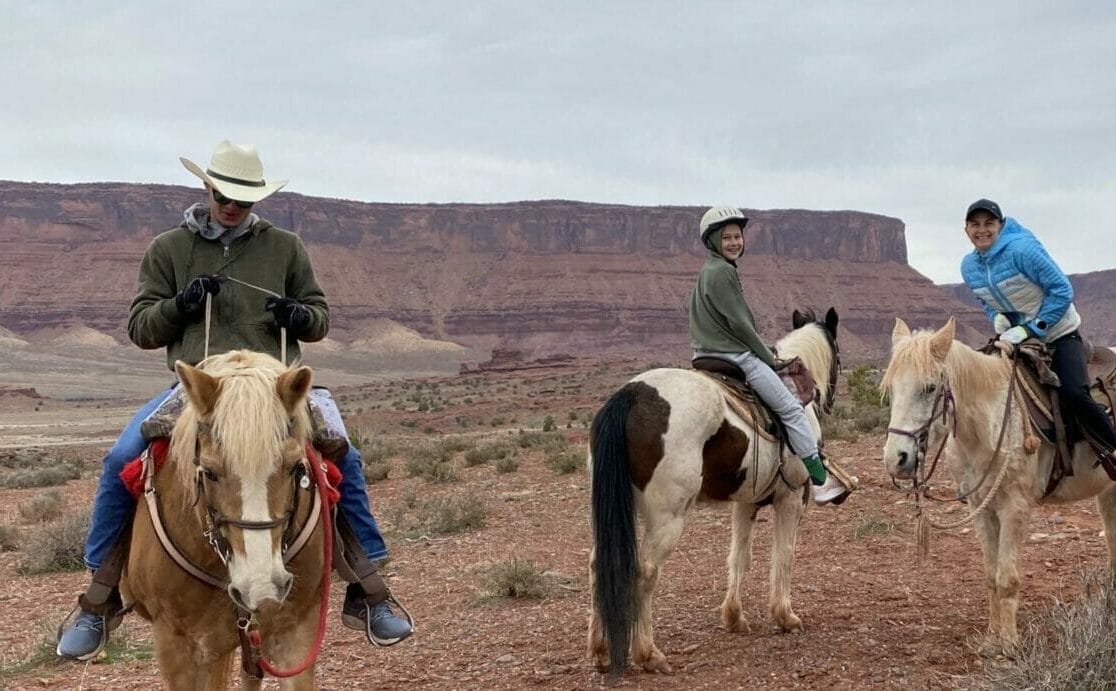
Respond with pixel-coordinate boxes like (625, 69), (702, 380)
(151, 627), (204, 691)
(990, 498), (1030, 651)
(632, 505), (686, 673)
(586, 546), (609, 671)
(973, 507), (1003, 645)
(1096, 485), (1116, 582)
(768, 484), (807, 633)
(268, 611), (319, 691)
(721, 501), (758, 632)
(203, 650), (237, 691)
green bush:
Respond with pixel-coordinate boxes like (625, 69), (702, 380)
(542, 415), (557, 432)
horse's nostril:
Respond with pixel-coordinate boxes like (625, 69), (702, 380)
(898, 451), (909, 468)
(229, 586), (248, 610)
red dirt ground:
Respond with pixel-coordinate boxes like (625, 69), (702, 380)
(0, 371), (1110, 690)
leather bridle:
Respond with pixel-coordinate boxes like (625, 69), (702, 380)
(885, 377), (955, 489)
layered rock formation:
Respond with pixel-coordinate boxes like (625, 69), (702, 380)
(0, 181), (991, 362)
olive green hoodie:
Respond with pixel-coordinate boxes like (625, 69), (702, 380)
(688, 228), (775, 367)
(127, 213), (329, 371)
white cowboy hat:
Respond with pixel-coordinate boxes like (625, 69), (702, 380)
(180, 140), (287, 204)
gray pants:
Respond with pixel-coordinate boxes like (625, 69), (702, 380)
(695, 350), (819, 459)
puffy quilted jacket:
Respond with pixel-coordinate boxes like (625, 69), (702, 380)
(959, 217), (1080, 342)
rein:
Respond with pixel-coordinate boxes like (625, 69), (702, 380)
(888, 352), (1022, 558)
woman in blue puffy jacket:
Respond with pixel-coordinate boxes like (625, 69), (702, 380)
(960, 198), (1116, 461)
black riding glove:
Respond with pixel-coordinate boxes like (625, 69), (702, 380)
(174, 274), (223, 316)
(265, 296), (312, 334)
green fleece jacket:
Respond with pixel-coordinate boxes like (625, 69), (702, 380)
(688, 247), (776, 368)
(127, 218), (329, 370)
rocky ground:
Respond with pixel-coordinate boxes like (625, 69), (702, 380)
(0, 362), (1110, 690)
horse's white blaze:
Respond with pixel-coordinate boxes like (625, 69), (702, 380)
(882, 369), (935, 479)
(227, 472), (290, 610)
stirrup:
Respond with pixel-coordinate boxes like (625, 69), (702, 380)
(370, 594), (415, 647)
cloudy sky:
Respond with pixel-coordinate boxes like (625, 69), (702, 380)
(4, 2), (1113, 283)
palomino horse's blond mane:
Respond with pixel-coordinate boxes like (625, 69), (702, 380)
(881, 327), (1011, 440)
(169, 350), (312, 495)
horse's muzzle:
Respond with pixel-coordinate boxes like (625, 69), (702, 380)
(228, 571), (294, 612)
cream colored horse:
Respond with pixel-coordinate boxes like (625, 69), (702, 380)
(122, 350), (327, 690)
(881, 317), (1116, 651)
(587, 308), (839, 675)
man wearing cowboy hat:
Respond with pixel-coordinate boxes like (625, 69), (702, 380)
(58, 140), (413, 661)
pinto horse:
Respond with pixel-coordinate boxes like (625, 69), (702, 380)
(882, 318), (1116, 652)
(121, 350), (329, 690)
(587, 308), (839, 675)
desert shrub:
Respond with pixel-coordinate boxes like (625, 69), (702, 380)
(349, 428), (372, 454)
(437, 436), (474, 455)
(495, 456), (520, 474)
(970, 571), (1116, 690)
(16, 510), (90, 575)
(481, 558), (551, 600)
(363, 460), (390, 484)
(393, 492), (485, 537)
(463, 442), (513, 467)
(516, 430), (569, 452)
(853, 513), (903, 539)
(0, 523), (19, 552)
(545, 449), (583, 475)
(0, 449), (84, 489)
(404, 445), (459, 483)
(542, 415), (557, 432)
(18, 489), (65, 522)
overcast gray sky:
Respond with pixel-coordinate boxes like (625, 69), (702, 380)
(3, 2), (1114, 283)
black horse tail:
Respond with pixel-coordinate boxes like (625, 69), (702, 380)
(590, 384), (639, 675)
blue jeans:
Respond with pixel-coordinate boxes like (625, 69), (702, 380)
(84, 387), (388, 569)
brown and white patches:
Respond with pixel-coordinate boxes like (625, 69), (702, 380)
(621, 381), (671, 491)
(700, 421), (750, 501)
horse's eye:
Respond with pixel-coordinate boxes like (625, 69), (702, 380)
(923, 384), (937, 395)
(202, 467), (219, 482)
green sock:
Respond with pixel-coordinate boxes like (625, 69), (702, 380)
(802, 454), (827, 486)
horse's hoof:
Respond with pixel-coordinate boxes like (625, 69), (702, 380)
(640, 657), (672, 674)
(723, 615), (750, 633)
(776, 613), (803, 633)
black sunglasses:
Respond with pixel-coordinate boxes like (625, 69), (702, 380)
(211, 188), (254, 209)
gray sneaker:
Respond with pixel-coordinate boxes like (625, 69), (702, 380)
(342, 583), (414, 646)
(57, 609), (107, 661)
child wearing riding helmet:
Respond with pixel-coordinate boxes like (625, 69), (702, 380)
(689, 206), (846, 502)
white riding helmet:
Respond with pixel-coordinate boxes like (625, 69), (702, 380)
(699, 206), (749, 242)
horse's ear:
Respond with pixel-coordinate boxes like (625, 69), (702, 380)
(277, 366), (313, 414)
(892, 318), (912, 345)
(929, 317), (956, 360)
(792, 309), (808, 329)
(175, 361), (220, 417)
(824, 307), (839, 336)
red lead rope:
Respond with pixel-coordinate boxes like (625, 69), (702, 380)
(247, 452), (334, 678)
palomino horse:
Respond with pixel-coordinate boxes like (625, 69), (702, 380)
(882, 317), (1116, 652)
(588, 308), (840, 675)
(121, 350), (329, 690)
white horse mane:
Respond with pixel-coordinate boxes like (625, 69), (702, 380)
(775, 323), (835, 404)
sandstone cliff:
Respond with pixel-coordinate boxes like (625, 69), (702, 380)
(0, 181), (988, 362)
